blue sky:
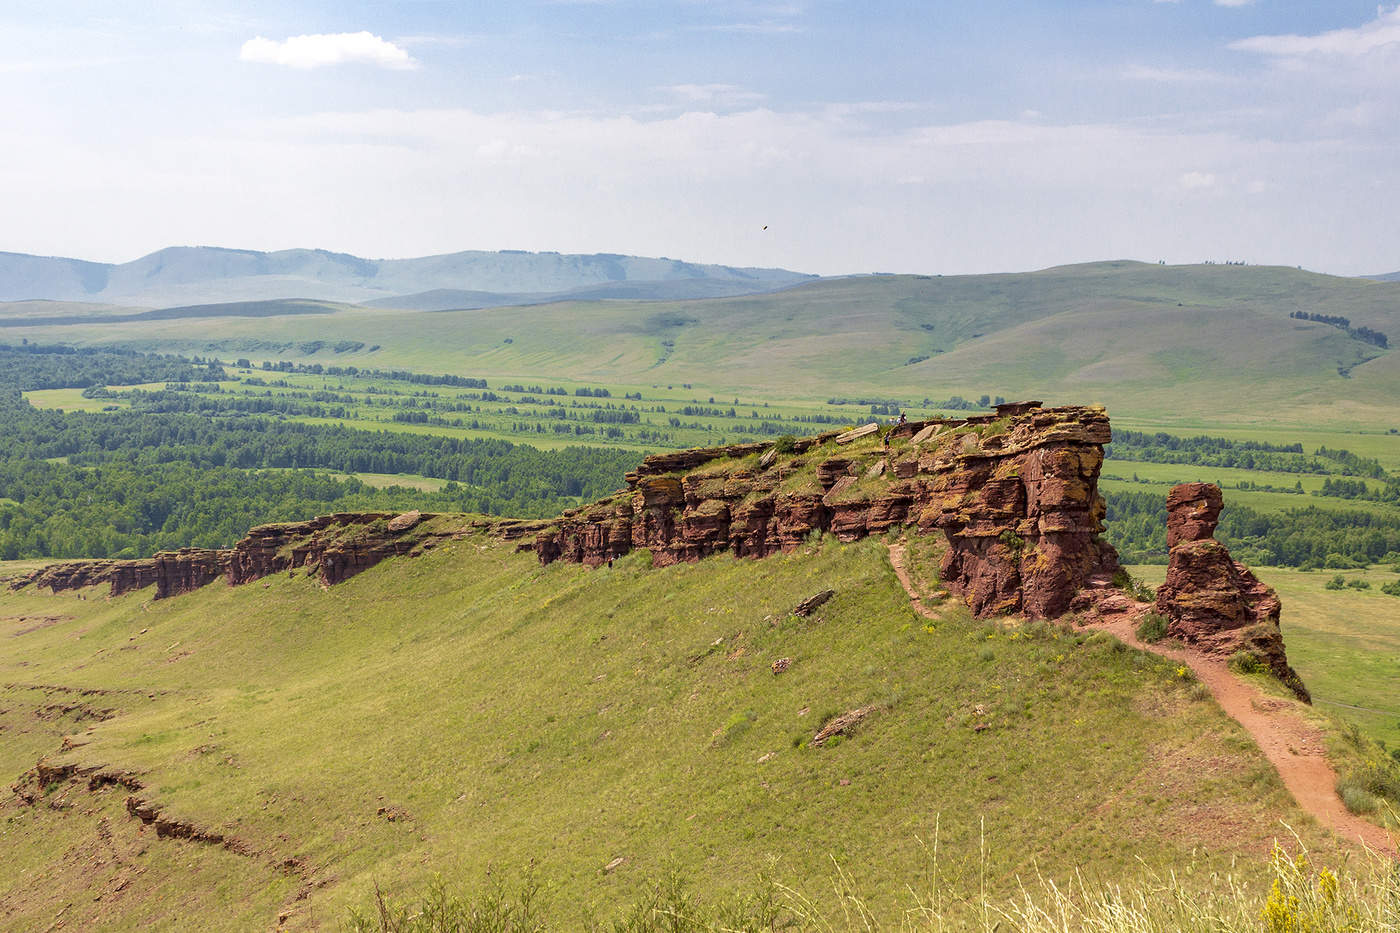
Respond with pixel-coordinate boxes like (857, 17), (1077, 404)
(2, 1), (1397, 275)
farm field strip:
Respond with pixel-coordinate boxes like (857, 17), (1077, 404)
(53, 368), (982, 453)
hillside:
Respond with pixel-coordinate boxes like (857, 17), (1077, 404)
(0, 247), (816, 308)
(5, 261), (1399, 430)
(0, 529), (1352, 930)
(5, 409), (1398, 928)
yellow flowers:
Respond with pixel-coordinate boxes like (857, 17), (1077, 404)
(1175, 665), (1189, 679)
(1260, 845), (1357, 933)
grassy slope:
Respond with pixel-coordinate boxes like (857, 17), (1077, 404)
(1130, 564), (1400, 752)
(7, 262), (1400, 430)
(0, 535), (1344, 930)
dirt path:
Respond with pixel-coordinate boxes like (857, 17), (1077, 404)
(886, 542), (940, 621)
(883, 543), (1397, 858)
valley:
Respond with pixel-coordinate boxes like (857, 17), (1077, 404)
(2, 260), (1398, 929)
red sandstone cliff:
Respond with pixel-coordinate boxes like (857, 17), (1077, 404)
(9, 511), (506, 599)
(533, 402), (1120, 619)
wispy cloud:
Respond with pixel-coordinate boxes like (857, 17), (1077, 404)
(0, 56), (129, 74)
(239, 32), (417, 70)
(394, 35), (477, 49)
(698, 21), (802, 34)
(1214, 0), (1255, 7)
(1121, 64), (1226, 83)
(662, 83), (766, 106)
(1179, 170), (1217, 189)
(1231, 6), (1400, 56)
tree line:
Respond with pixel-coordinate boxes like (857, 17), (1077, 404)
(1107, 430), (1388, 478)
(1289, 311), (1388, 349)
(1104, 490), (1400, 568)
(0, 346), (642, 559)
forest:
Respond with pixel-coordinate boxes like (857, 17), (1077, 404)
(3, 343), (1399, 566)
(0, 346), (638, 558)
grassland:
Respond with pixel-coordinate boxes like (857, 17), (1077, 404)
(7, 262), (1400, 432)
(0, 536), (1352, 930)
(1129, 564), (1400, 753)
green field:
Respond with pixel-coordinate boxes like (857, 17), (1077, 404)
(1101, 474), (1394, 519)
(8, 262), (1400, 433)
(25, 386), (131, 411)
(0, 534), (1352, 930)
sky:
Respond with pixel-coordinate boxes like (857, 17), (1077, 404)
(2, 0), (1398, 276)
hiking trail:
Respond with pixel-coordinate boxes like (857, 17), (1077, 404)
(885, 542), (1398, 858)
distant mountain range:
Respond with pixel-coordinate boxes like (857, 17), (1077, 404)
(0, 246), (817, 309)
(1362, 271), (1400, 283)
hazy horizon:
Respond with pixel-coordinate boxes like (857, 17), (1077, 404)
(4, 1), (1399, 277)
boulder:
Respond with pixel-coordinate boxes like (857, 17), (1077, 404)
(834, 423), (880, 445)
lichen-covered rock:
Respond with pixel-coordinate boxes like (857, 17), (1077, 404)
(1155, 483), (1309, 702)
(531, 403), (1122, 619)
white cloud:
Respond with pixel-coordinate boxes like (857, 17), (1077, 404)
(1214, 0), (1255, 7)
(394, 35), (476, 49)
(662, 83), (766, 105)
(699, 21), (802, 34)
(1122, 64), (1225, 82)
(1230, 6), (1400, 56)
(1180, 171), (1217, 189)
(0, 56), (128, 74)
(239, 32), (416, 70)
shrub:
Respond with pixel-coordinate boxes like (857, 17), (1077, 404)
(1136, 612), (1169, 644)
(998, 530), (1025, 557)
(1228, 651), (1265, 675)
(1324, 575), (1345, 591)
(1113, 568), (1156, 602)
(1345, 578), (1371, 590)
(772, 434), (798, 454)
(1381, 580), (1400, 597)
(1337, 780), (1380, 815)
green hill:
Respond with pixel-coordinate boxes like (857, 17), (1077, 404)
(6, 261), (1399, 431)
(0, 529), (1358, 930)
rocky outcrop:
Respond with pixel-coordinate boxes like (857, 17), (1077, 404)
(21, 549), (226, 599)
(12, 511), (474, 599)
(1155, 483), (1309, 701)
(533, 403), (1121, 619)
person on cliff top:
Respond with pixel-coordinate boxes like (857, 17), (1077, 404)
(897, 411), (906, 425)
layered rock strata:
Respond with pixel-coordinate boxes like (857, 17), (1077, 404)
(1154, 482), (1309, 701)
(12, 512), (488, 599)
(533, 403), (1121, 618)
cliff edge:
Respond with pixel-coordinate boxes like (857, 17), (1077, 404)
(533, 402), (1120, 619)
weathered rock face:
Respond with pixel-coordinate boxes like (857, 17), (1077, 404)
(533, 403), (1121, 619)
(13, 511), (476, 599)
(22, 550), (226, 600)
(1165, 481), (1223, 549)
(1155, 483), (1309, 701)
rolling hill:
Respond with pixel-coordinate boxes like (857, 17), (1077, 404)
(0, 247), (816, 308)
(7, 260), (1400, 431)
